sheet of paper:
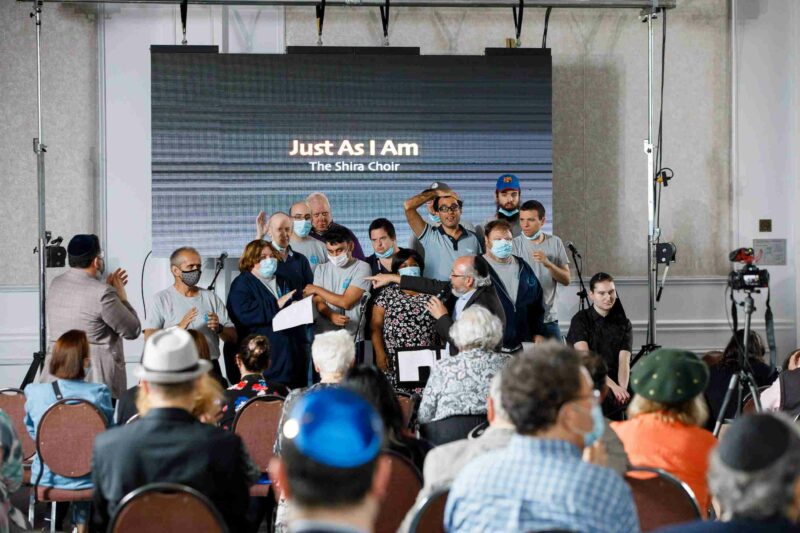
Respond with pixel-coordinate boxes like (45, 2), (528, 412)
(397, 349), (437, 382)
(273, 295), (314, 332)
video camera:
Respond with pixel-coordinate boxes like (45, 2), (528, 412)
(727, 247), (769, 290)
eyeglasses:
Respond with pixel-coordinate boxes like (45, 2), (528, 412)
(437, 205), (461, 214)
(449, 273), (468, 279)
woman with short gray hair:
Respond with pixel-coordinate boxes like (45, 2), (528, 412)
(417, 306), (511, 424)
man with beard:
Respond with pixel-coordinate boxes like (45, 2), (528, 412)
(403, 182), (483, 281)
(475, 174), (524, 243)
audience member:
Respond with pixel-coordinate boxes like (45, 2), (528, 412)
(0, 410), (23, 533)
(612, 348), (716, 516)
(227, 239), (306, 387)
(304, 227), (371, 340)
(659, 413), (800, 533)
(580, 352), (631, 475)
(219, 334), (290, 430)
(368, 255), (505, 356)
(370, 249), (439, 389)
(43, 234), (141, 399)
(25, 330), (114, 533)
(474, 174), (524, 242)
(418, 306), (511, 424)
(567, 272), (633, 410)
(306, 192), (366, 260)
(760, 348), (800, 414)
(513, 199), (571, 340)
(706, 330), (778, 429)
(445, 344), (639, 533)
(403, 182), (482, 281)
(287, 200), (329, 271)
(344, 365), (432, 472)
(482, 219), (545, 351)
(92, 328), (256, 531)
(269, 388), (389, 533)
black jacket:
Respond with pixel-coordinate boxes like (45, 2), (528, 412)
(399, 275), (506, 355)
(92, 408), (254, 532)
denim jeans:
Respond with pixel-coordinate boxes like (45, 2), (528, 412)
(540, 321), (563, 342)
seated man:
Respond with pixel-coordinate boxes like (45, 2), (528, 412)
(92, 329), (256, 532)
(761, 348), (800, 415)
(445, 344), (639, 533)
(659, 413), (800, 532)
(270, 388), (390, 533)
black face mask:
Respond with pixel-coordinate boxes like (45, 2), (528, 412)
(180, 269), (202, 287)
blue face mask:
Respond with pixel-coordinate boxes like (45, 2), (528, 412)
(583, 404), (606, 447)
(272, 242), (285, 252)
(398, 266), (421, 277)
(293, 219), (312, 238)
(498, 207), (519, 217)
(428, 213), (441, 224)
(258, 258), (278, 278)
(375, 246), (394, 259)
(491, 239), (513, 259)
(524, 229), (543, 241)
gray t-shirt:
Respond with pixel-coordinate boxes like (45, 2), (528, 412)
(513, 234), (569, 323)
(258, 276), (279, 299)
(290, 237), (328, 272)
(147, 286), (232, 359)
(313, 258), (372, 338)
(417, 223), (482, 281)
(484, 255), (519, 304)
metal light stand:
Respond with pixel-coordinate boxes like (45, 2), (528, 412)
(21, 0), (49, 389)
(712, 290), (763, 437)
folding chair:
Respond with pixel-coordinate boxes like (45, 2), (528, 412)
(110, 482), (228, 533)
(376, 450), (423, 533)
(408, 487), (449, 533)
(232, 395), (285, 497)
(419, 414), (487, 446)
(0, 388), (36, 482)
(624, 466), (702, 531)
(396, 392), (415, 430)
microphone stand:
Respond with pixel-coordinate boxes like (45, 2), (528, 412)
(208, 256), (226, 291)
(570, 248), (589, 311)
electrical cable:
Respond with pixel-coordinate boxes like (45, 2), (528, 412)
(141, 250), (152, 320)
(541, 7), (552, 48)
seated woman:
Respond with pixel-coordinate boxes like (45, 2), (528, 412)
(227, 240), (305, 388)
(24, 330), (114, 533)
(705, 330), (778, 429)
(344, 365), (433, 472)
(219, 334), (290, 430)
(760, 348), (800, 415)
(417, 305), (511, 424)
(371, 248), (439, 391)
(612, 348), (717, 517)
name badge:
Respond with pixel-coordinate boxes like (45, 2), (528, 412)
(342, 278), (351, 290)
(310, 255), (319, 265)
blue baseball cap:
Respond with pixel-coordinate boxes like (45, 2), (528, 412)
(282, 388), (383, 468)
(496, 174), (520, 191)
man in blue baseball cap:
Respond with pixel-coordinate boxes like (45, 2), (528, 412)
(475, 174), (524, 243)
(270, 388), (391, 533)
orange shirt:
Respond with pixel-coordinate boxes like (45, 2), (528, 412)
(611, 413), (717, 517)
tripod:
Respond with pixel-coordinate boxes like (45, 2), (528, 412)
(712, 290), (762, 437)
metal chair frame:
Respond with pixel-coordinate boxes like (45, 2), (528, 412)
(407, 486), (449, 533)
(625, 465), (702, 528)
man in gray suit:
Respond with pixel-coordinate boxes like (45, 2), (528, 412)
(42, 234), (141, 398)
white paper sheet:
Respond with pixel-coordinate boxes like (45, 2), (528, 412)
(272, 295), (314, 332)
(397, 349), (437, 382)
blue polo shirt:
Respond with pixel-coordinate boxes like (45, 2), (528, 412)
(417, 223), (483, 281)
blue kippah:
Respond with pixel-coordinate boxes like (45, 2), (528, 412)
(67, 234), (100, 257)
(283, 388), (383, 468)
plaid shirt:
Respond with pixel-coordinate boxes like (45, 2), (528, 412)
(445, 435), (640, 533)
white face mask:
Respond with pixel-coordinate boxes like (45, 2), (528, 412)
(328, 253), (349, 268)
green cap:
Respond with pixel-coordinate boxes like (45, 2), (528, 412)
(631, 348), (709, 404)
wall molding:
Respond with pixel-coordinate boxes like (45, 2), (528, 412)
(0, 285), (38, 293)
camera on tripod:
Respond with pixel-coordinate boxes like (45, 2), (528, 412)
(727, 247), (769, 291)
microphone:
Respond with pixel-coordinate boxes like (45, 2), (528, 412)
(566, 241), (582, 259)
(435, 283), (451, 302)
(214, 251), (228, 268)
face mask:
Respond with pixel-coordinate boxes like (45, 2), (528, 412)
(583, 404), (606, 447)
(258, 258), (278, 278)
(272, 241), (285, 252)
(498, 207), (519, 217)
(398, 266), (421, 277)
(328, 253), (349, 268)
(491, 239), (513, 259)
(375, 246), (394, 259)
(428, 213), (441, 224)
(180, 269), (202, 287)
(524, 229), (543, 241)
(293, 219), (312, 238)
(84, 361), (92, 378)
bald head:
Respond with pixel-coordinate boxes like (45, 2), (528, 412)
(307, 192), (333, 233)
(269, 212), (292, 249)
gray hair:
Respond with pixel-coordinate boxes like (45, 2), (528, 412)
(708, 414), (800, 520)
(306, 192), (331, 207)
(489, 372), (510, 423)
(169, 246), (200, 268)
(463, 262), (491, 288)
(311, 329), (355, 376)
(449, 305), (503, 351)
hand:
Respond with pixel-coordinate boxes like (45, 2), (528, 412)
(532, 250), (552, 268)
(206, 312), (220, 332)
(256, 210), (268, 239)
(534, 335), (545, 344)
(179, 307), (199, 329)
(277, 290), (296, 309)
(609, 382), (631, 404)
(331, 314), (349, 327)
(425, 296), (448, 320)
(107, 268), (129, 300)
(366, 273), (399, 289)
(433, 188), (460, 200)
(582, 441), (608, 467)
(302, 285), (318, 298)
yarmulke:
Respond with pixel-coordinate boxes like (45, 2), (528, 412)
(283, 388), (382, 468)
(718, 414), (796, 472)
(631, 348), (709, 404)
(67, 234), (100, 258)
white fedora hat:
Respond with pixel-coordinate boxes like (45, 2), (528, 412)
(135, 328), (211, 384)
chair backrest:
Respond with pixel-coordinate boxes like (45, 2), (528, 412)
(408, 487), (449, 533)
(397, 392), (414, 429)
(376, 450), (423, 533)
(125, 413), (140, 424)
(742, 386), (770, 415)
(232, 396), (284, 473)
(624, 466), (702, 531)
(0, 388), (36, 460)
(36, 398), (108, 478)
(110, 482), (228, 533)
(419, 414), (487, 446)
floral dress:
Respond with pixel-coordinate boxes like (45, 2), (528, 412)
(373, 284), (441, 391)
